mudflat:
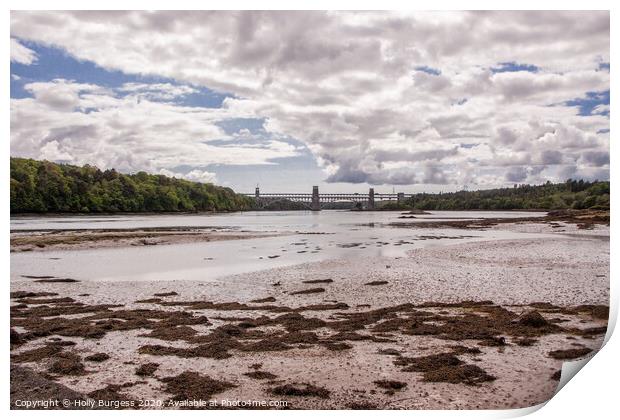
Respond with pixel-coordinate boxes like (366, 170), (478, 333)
(10, 215), (609, 410)
(10, 227), (281, 252)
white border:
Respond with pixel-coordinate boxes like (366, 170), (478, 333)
(3, 2), (617, 419)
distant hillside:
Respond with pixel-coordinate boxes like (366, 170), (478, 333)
(10, 157), (254, 213)
(407, 180), (610, 211)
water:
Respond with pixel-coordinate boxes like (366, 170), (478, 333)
(10, 210), (549, 282)
(10, 210), (543, 232)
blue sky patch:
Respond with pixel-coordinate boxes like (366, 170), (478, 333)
(565, 90), (610, 116)
(415, 66), (441, 75)
(215, 118), (267, 135)
(598, 62), (610, 72)
(10, 39), (231, 108)
(491, 62), (539, 73)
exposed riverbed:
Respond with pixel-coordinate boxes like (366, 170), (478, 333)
(11, 210), (552, 282)
(10, 210), (610, 410)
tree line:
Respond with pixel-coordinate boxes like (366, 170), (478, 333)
(10, 157), (610, 213)
(10, 157), (254, 213)
(406, 180), (610, 211)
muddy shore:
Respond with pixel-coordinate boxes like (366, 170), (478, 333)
(10, 217), (609, 410)
(10, 228), (281, 253)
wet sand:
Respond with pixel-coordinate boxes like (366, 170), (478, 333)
(10, 219), (609, 410)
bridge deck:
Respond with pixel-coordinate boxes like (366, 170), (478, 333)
(243, 193), (411, 201)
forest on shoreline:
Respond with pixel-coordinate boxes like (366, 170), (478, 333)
(405, 180), (609, 211)
(10, 158), (253, 213)
(10, 157), (610, 213)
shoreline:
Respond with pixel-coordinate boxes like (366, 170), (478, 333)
(10, 220), (610, 409)
(10, 229), (284, 253)
(10, 209), (609, 254)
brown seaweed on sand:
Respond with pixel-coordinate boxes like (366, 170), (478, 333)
(244, 371), (278, 380)
(135, 298), (162, 304)
(322, 342), (352, 351)
(250, 297), (277, 303)
(161, 371), (236, 401)
(139, 340), (240, 360)
(135, 363), (159, 377)
(85, 352), (110, 362)
(12, 344), (66, 363)
(394, 352), (495, 385)
(48, 352), (86, 376)
(270, 383), (330, 399)
(10, 300), (210, 344)
(423, 364), (496, 385)
(374, 380), (407, 391)
(142, 325), (199, 341)
(290, 287), (325, 295)
(153, 291), (178, 297)
(365, 281), (389, 286)
(302, 279), (334, 284)
(11, 291), (58, 299)
(548, 347), (593, 360)
(34, 278), (80, 283)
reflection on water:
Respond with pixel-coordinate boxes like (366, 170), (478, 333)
(10, 210), (549, 282)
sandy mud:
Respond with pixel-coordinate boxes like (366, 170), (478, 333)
(11, 227), (282, 253)
(10, 218), (609, 410)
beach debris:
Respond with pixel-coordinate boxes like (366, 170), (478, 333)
(548, 348), (593, 360)
(135, 363), (159, 377)
(270, 383), (330, 399)
(244, 371), (278, 380)
(161, 371), (236, 401)
(290, 287), (325, 295)
(85, 353), (110, 362)
(374, 380), (407, 391)
(302, 279), (333, 284)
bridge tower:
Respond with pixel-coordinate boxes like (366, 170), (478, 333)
(311, 186), (321, 211)
(368, 188), (375, 210)
(255, 186), (260, 199)
(397, 192), (405, 203)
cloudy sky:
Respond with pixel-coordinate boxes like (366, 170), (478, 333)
(10, 11), (609, 193)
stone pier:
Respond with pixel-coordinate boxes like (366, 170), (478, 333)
(311, 186), (321, 211)
(368, 188), (375, 210)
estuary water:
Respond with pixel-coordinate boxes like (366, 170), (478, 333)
(10, 210), (549, 283)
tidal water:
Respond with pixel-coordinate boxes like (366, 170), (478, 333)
(10, 210), (548, 282)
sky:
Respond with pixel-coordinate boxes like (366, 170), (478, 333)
(10, 11), (610, 194)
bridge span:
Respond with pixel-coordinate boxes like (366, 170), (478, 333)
(243, 186), (411, 211)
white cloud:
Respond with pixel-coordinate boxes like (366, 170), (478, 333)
(159, 168), (217, 184)
(10, 79), (301, 183)
(10, 38), (37, 65)
(10, 11), (610, 188)
(39, 140), (72, 161)
(119, 82), (198, 100)
(592, 104), (610, 115)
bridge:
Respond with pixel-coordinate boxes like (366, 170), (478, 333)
(243, 186), (412, 211)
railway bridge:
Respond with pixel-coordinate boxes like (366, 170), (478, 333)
(243, 186), (411, 211)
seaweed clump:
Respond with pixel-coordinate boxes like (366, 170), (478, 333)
(135, 363), (159, 377)
(548, 348), (593, 360)
(270, 383), (330, 398)
(85, 353), (110, 362)
(394, 352), (495, 386)
(161, 371), (236, 401)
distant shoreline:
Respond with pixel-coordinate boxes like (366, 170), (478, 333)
(10, 208), (555, 217)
